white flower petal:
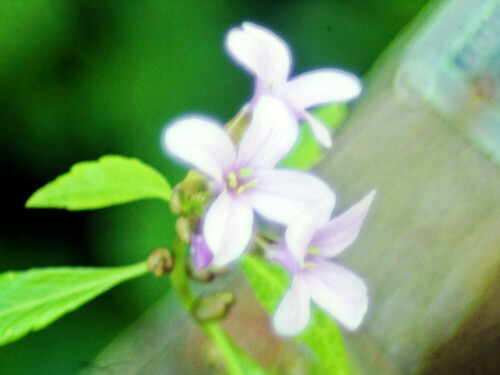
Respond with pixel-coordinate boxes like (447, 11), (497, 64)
(285, 212), (322, 266)
(305, 259), (368, 330)
(163, 116), (236, 182)
(248, 169), (335, 225)
(272, 274), (311, 336)
(242, 23), (292, 86)
(303, 111), (333, 148)
(237, 96), (298, 169)
(312, 190), (375, 257)
(225, 22), (291, 86)
(225, 29), (265, 80)
(268, 244), (301, 275)
(204, 190), (254, 267)
(280, 68), (362, 110)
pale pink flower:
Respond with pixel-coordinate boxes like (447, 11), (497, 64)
(225, 22), (362, 148)
(163, 96), (335, 267)
(271, 191), (375, 336)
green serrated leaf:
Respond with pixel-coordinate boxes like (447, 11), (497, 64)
(240, 255), (350, 375)
(26, 155), (172, 210)
(0, 262), (148, 346)
(280, 104), (348, 170)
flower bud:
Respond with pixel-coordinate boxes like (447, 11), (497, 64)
(225, 104), (250, 142)
(175, 216), (191, 243)
(181, 171), (206, 196)
(147, 247), (175, 276)
(169, 184), (183, 215)
(190, 192), (211, 211)
(191, 291), (235, 322)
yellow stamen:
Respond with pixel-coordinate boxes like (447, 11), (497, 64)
(304, 262), (315, 269)
(236, 179), (258, 194)
(227, 172), (238, 189)
(308, 247), (321, 254)
(239, 167), (253, 178)
(244, 179), (258, 189)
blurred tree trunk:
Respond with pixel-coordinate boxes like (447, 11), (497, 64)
(319, 0), (500, 374)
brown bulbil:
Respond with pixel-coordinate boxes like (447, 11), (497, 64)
(186, 258), (216, 283)
(147, 247), (175, 276)
(191, 291), (236, 322)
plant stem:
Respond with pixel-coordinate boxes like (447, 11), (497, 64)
(170, 238), (195, 309)
(169, 236), (245, 375)
(202, 323), (245, 375)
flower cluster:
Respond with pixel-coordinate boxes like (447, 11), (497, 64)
(163, 22), (374, 336)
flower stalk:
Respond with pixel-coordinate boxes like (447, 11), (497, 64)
(169, 235), (247, 375)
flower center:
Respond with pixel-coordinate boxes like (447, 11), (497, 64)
(303, 247), (320, 269)
(226, 167), (258, 194)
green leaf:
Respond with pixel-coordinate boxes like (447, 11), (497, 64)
(280, 104), (347, 170)
(26, 155), (172, 210)
(240, 255), (350, 375)
(0, 262), (148, 346)
(240, 256), (289, 312)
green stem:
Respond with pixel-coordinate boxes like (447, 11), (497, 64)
(169, 236), (245, 375)
(202, 323), (245, 375)
(170, 238), (195, 309)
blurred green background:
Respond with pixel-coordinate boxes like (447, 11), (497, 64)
(0, 0), (429, 373)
